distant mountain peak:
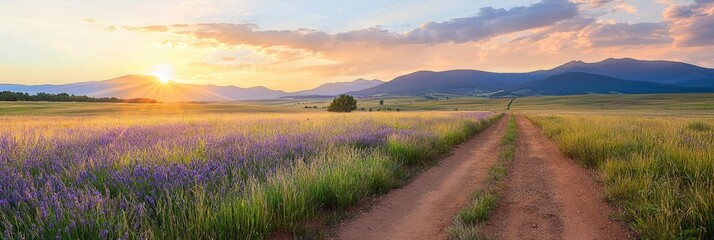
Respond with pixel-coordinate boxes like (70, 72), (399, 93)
(122, 74), (153, 78)
(352, 78), (382, 83)
(599, 57), (637, 63)
(104, 74), (160, 84)
(560, 57), (650, 67)
(561, 60), (586, 67)
(551, 60), (601, 72)
(116, 74), (158, 80)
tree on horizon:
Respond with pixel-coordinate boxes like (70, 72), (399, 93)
(328, 94), (357, 112)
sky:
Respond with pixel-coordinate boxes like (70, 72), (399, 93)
(1, 0), (713, 92)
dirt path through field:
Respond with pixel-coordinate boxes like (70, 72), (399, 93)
(333, 116), (508, 240)
(482, 116), (629, 239)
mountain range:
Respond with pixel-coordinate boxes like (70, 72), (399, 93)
(350, 58), (714, 97)
(2, 58), (714, 101)
(0, 76), (382, 102)
(496, 72), (710, 96)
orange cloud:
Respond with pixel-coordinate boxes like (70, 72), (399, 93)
(581, 22), (671, 47)
(665, 0), (714, 47)
(572, 0), (613, 8)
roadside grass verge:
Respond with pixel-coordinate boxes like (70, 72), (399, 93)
(528, 114), (714, 239)
(448, 114), (517, 240)
(229, 113), (505, 239)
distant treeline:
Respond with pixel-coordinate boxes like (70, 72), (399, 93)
(0, 91), (158, 103)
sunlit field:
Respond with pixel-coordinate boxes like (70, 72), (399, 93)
(0, 102), (305, 116)
(4, 93), (714, 117)
(2, 93), (713, 239)
(256, 94), (714, 115)
(512, 94), (714, 123)
(0, 111), (497, 239)
(528, 114), (714, 239)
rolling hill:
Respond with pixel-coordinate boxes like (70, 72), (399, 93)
(670, 79), (714, 88)
(287, 78), (383, 96)
(497, 72), (710, 96)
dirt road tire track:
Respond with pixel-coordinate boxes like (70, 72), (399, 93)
(482, 116), (630, 240)
(333, 116), (509, 240)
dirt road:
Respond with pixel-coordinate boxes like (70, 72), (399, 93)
(333, 116), (508, 240)
(482, 116), (629, 239)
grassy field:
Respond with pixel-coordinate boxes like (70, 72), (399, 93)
(244, 96), (511, 112)
(0, 102), (306, 116)
(0, 110), (498, 239)
(511, 93), (714, 111)
(251, 93), (714, 117)
(528, 114), (714, 239)
(2, 93), (714, 239)
(514, 94), (714, 238)
(4, 93), (713, 116)
(511, 94), (714, 118)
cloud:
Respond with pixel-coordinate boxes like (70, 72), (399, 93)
(614, 3), (638, 14)
(125, 0), (579, 49)
(49, 40), (77, 53)
(401, 0), (579, 44)
(574, 0), (640, 15)
(583, 22), (672, 47)
(123, 25), (170, 32)
(189, 24), (332, 50)
(512, 16), (596, 42)
(572, 0), (613, 8)
(512, 16), (671, 49)
(333, 27), (403, 45)
(665, 0), (714, 46)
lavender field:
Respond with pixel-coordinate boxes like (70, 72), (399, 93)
(0, 111), (496, 239)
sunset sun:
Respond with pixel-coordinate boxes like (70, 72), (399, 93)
(151, 64), (173, 83)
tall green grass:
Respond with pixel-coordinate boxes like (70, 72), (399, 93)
(529, 114), (714, 239)
(143, 149), (396, 239)
(209, 114), (502, 239)
(0, 112), (502, 239)
(448, 114), (517, 240)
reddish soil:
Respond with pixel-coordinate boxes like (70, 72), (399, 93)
(333, 116), (509, 240)
(482, 116), (630, 239)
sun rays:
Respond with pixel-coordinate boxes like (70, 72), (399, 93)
(151, 64), (174, 84)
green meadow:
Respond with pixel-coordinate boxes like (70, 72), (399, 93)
(4, 93), (713, 116)
(0, 107), (499, 239)
(1, 93), (713, 238)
